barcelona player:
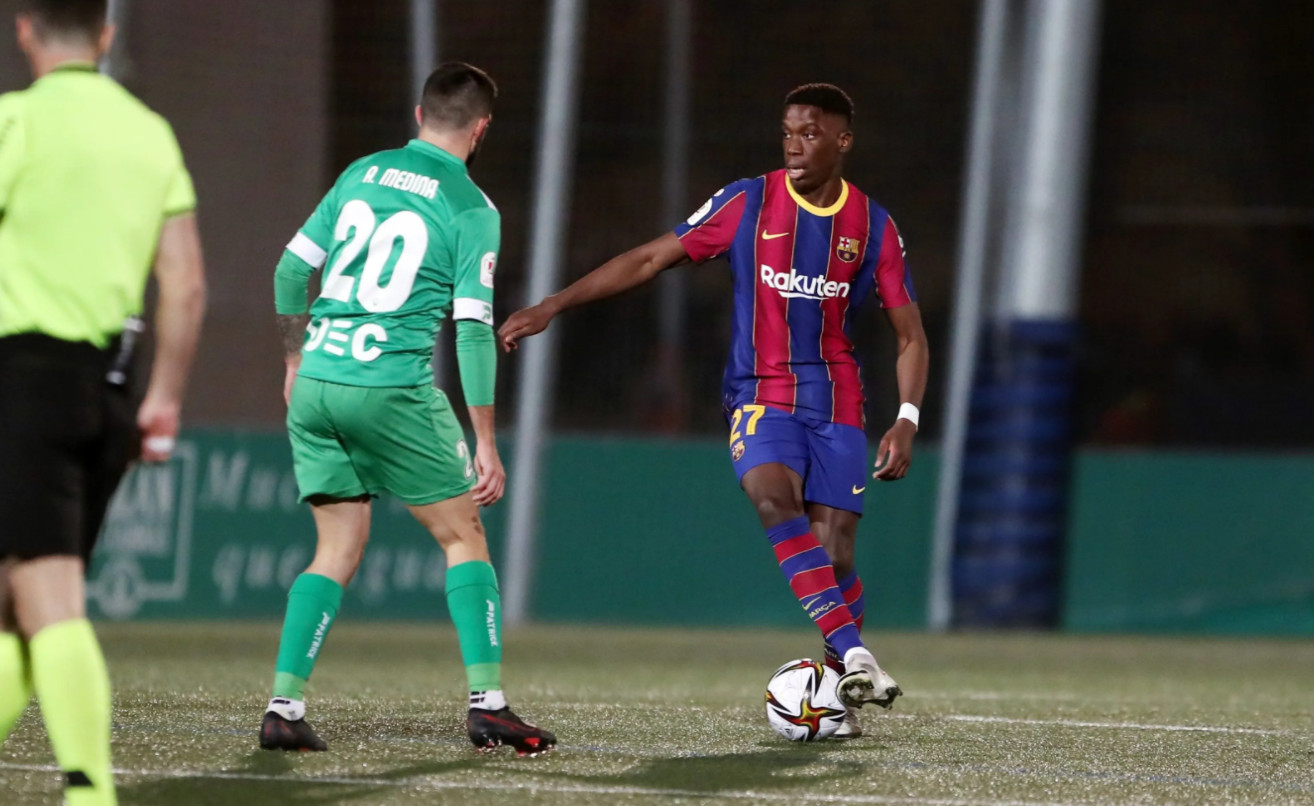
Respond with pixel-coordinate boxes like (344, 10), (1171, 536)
(500, 83), (929, 739)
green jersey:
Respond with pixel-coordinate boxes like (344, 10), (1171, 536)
(0, 63), (195, 346)
(279, 139), (498, 387)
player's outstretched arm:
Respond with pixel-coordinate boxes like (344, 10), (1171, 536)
(498, 231), (690, 351)
(138, 213), (207, 462)
(874, 303), (929, 481)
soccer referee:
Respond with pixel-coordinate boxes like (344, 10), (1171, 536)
(0, 2), (206, 804)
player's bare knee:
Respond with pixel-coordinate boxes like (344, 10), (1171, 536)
(753, 494), (805, 528)
(10, 556), (86, 637)
(308, 533), (368, 584)
(830, 551), (855, 580)
(408, 495), (489, 559)
(812, 529), (845, 566)
(433, 516), (490, 561)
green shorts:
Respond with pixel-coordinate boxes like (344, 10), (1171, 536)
(287, 376), (475, 505)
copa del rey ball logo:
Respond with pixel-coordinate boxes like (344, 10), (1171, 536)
(759, 264), (850, 301)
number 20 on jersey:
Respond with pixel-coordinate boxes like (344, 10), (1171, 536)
(304, 199), (429, 362)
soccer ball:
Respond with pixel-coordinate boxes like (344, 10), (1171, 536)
(764, 659), (847, 741)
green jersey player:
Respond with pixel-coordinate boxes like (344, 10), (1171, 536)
(260, 62), (555, 756)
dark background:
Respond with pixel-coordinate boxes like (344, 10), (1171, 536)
(2, 0), (1310, 447)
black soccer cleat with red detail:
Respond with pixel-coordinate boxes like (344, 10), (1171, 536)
(260, 711), (328, 751)
(468, 707), (557, 756)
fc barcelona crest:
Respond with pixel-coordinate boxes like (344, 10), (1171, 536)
(731, 440), (746, 461)
(836, 236), (861, 263)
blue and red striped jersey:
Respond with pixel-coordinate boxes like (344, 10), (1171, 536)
(673, 170), (916, 428)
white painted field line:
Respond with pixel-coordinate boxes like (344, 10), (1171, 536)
(918, 691), (1081, 702)
(0, 761), (1073, 806)
(890, 713), (1289, 736)
(550, 702), (1294, 737)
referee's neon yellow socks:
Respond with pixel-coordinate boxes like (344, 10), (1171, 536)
(445, 560), (502, 693)
(30, 618), (117, 806)
(0, 631), (31, 741)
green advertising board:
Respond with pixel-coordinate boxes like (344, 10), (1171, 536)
(86, 430), (935, 628)
(1064, 451), (1314, 635)
(88, 431), (1314, 635)
(89, 432), (454, 620)
(524, 437), (936, 629)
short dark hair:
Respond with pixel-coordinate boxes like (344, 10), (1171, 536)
(420, 62), (498, 130)
(22, 0), (106, 42)
(784, 83), (854, 126)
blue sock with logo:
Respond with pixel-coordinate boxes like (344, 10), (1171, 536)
(824, 570), (866, 671)
(768, 516), (864, 659)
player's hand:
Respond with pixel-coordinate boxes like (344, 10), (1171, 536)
(283, 356), (300, 406)
(873, 419), (916, 481)
(498, 301), (556, 352)
(137, 393), (181, 463)
(471, 441), (506, 506)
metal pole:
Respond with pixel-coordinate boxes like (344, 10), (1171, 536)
(927, 0), (1012, 631)
(951, 0), (1101, 628)
(409, 0), (449, 388)
(502, 0), (587, 625)
(996, 0), (1101, 319)
(657, 0), (692, 348)
(102, 0), (129, 79)
(410, 0), (437, 106)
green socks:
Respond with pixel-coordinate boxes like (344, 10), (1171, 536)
(272, 573), (343, 701)
(29, 619), (116, 806)
(0, 631), (31, 741)
(271, 565), (502, 705)
(445, 561), (502, 692)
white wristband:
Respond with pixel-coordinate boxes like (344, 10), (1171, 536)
(144, 436), (176, 454)
(897, 402), (920, 430)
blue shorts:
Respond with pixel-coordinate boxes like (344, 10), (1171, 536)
(726, 403), (869, 515)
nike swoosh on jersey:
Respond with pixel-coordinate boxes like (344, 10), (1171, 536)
(802, 596), (823, 611)
(761, 230), (790, 240)
(852, 485), (867, 494)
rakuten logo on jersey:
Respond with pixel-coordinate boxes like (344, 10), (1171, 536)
(759, 264), (850, 300)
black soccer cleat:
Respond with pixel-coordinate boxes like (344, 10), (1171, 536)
(260, 711), (328, 751)
(468, 707), (557, 756)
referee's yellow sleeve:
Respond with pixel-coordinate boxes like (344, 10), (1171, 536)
(161, 131), (196, 219)
(0, 94), (27, 213)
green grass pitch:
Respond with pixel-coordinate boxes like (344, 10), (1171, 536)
(1, 623), (1312, 804)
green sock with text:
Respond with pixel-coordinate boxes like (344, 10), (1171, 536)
(445, 561), (502, 692)
(272, 573), (343, 701)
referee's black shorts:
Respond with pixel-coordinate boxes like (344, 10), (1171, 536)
(0, 333), (138, 563)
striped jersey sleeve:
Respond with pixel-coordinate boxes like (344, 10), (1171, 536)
(873, 213), (917, 308)
(673, 178), (752, 263)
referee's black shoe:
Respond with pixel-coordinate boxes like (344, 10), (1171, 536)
(468, 707), (556, 756)
(260, 711), (328, 752)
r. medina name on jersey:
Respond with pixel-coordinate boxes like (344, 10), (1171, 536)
(284, 139), (499, 388)
(673, 169), (917, 428)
